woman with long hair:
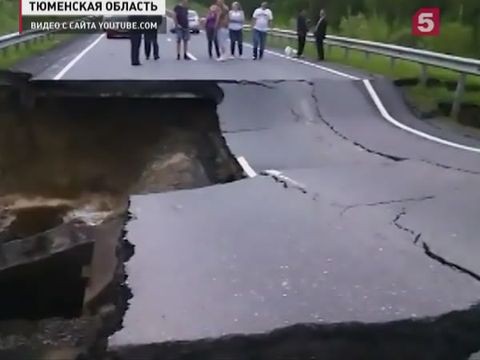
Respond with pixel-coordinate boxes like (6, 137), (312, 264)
(228, 2), (245, 58)
(215, 0), (230, 61)
(205, 3), (220, 59)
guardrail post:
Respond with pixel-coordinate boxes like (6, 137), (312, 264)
(327, 44), (332, 55)
(274, 33), (280, 47)
(364, 51), (370, 60)
(344, 47), (349, 60)
(390, 57), (395, 71)
(420, 64), (428, 86)
(451, 73), (466, 119)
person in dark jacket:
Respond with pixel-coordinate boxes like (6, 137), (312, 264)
(296, 9), (309, 58)
(314, 9), (327, 61)
(144, 15), (163, 60)
(128, 15), (143, 66)
(173, 0), (191, 60)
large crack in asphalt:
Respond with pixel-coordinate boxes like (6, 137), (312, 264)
(341, 195), (435, 216)
(308, 81), (480, 175)
(392, 207), (421, 241)
(309, 82), (407, 162)
(422, 242), (480, 282)
(391, 206), (480, 283)
(333, 186), (480, 288)
(420, 159), (480, 175)
(307, 78), (480, 284)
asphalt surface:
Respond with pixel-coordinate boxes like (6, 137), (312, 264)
(32, 30), (365, 81)
(10, 27), (480, 358)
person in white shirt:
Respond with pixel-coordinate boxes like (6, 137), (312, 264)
(228, 2), (245, 58)
(251, 2), (273, 60)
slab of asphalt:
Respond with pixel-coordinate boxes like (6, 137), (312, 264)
(107, 79), (480, 358)
(108, 174), (480, 357)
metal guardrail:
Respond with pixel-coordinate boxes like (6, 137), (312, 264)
(0, 16), (97, 53)
(245, 26), (479, 117)
(0, 30), (53, 52)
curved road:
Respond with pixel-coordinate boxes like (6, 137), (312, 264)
(17, 30), (480, 358)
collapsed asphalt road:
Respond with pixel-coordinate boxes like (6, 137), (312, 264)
(2, 29), (480, 359)
(103, 79), (480, 360)
(0, 81), (242, 359)
(2, 78), (477, 359)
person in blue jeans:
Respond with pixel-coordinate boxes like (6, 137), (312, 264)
(229, 2), (245, 58)
(205, 4), (220, 59)
(251, 2), (273, 60)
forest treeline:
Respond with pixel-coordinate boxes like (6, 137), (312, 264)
(0, 0), (18, 35)
(195, 0), (480, 57)
(1, 0), (479, 57)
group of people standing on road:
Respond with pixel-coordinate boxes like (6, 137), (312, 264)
(129, 0), (327, 65)
(129, 15), (163, 65)
(179, 0), (273, 61)
(204, 0), (247, 61)
(296, 8), (327, 61)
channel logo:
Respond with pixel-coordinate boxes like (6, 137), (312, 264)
(412, 8), (440, 36)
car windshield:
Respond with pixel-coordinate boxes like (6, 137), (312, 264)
(188, 10), (197, 18)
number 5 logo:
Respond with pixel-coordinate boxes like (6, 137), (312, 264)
(412, 8), (440, 36)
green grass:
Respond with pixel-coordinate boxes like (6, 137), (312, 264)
(0, 0), (19, 35)
(265, 33), (480, 112)
(404, 85), (439, 114)
(0, 0), (75, 69)
(166, 0), (207, 14)
(0, 35), (73, 69)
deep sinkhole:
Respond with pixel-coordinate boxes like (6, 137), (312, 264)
(0, 94), (243, 323)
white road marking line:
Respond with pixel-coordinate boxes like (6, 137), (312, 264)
(249, 41), (480, 154)
(262, 170), (307, 192)
(187, 52), (198, 61)
(236, 156), (257, 178)
(53, 33), (105, 80)
(363, 79), (480, 153)
(264, 49), (360, 80)
(243, 42), (359, 80)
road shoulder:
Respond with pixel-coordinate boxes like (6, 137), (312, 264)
(11, 34), (102, 78)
